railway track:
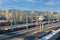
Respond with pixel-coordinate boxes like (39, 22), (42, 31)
(0, 23), (60, 40)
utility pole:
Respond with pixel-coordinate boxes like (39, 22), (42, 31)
(10, 12), (13, 27)
(11, 20), (13, 27)
(26, 12), (28, 29)
(39, 16), (44, 32)
(42, 22), (43, 31)
(51, 11), (54, 24)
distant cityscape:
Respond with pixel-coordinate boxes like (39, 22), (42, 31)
(0, 9), (60, 20)
(0, 9), (60, 26)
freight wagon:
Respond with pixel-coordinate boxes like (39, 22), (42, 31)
(0, 20), (10, 26)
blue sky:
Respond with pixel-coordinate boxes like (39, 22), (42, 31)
(0, 0), (60, 11)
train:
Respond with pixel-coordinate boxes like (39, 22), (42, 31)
(0, 19), (32, 26)
(0, 19), (59, 26)
(0, 20), (10, 26)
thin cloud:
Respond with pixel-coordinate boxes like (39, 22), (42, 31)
(0, 1), (3, 5)
(13, 0), (17, 2)
(13, 0), (19, 2)
(45, 1), (59, 6)
(26, 0), (36, 3)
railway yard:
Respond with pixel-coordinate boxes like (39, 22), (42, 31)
(0, 22), (60, 40)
